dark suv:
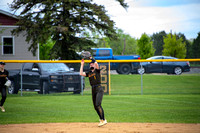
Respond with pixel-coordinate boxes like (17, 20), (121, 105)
(8, 63), (84, 94)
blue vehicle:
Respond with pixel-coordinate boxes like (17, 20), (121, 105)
(91, 48), (140, 74)
(137, 56), (190, 75)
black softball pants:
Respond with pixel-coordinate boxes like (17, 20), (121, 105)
(0, 85), (7, 106)
(92, 85), (105, 120)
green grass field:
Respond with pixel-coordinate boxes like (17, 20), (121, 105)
(0, 74), (200, 124)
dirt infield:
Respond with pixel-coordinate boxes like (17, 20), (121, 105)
(0, 123), (200, 133)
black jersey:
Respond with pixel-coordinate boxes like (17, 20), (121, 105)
(86, 69), (101, 86)
(0, 70), (9, 86)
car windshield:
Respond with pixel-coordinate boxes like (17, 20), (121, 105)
(40, 63), (70, 72)
(146, 56), (178, 60)
(147, 56), (162, 60)
(164, 57), (177, 59)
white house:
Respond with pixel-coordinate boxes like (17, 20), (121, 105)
(0, 9), (39, 69)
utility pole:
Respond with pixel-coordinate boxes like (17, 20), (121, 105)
(122, 38), (126, 55)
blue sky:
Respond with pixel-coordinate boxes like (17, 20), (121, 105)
(92, 0), (200, 39)
(134, 0), (200, 7)
(1, 0), (200, 39)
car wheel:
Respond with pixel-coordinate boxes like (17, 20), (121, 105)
(137, 67), (145, 75)
(174, 67), (182, 75)
(119, 64), (131, 74)
(8, 80), (18, 94)
(116, 69), (122, 74)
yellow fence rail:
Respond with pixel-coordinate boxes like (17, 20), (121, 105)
(1, 59), (200, 63)
(1, 59), (200, 96)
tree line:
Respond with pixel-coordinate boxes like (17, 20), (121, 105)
(39, 29), (200, 60)
(91, 29), (200, 59)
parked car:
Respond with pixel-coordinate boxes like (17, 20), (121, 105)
(90, 48), (140, 74)
(137, 56), (190, 75)
(8, 63), (84, 94)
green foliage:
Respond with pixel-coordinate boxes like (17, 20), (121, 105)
(177, 33), (192, 58)
(116, 0), (129, 8)
(162, 33), (186, 58)
(110, 29), (137, 55)
(151, 31), (167, 55)
(136, 33), (155, 59)
(98, 37), (111, 48)
(97, 29), (137, 55)
(0, 27), (6, 34)
(39, 38), (55, 60)
(191, 32), (200, 58)
(124, 35), (137, 55)
(10, 0), (127, 59)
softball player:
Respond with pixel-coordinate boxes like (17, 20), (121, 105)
(0, 62), (9, 112)
(80, 57), (107, 127)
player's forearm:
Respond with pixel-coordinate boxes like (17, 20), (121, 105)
(94, 62), (99, 69)
(90, 57), (99, 69)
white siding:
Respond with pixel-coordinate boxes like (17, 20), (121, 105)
(0, 26), (39, 70)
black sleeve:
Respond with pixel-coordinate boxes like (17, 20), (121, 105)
(85, 72), (89, 77)
(6, 70), (9, 77)
(96, 69), (100, 73)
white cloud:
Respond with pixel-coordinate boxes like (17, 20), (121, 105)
(1, 0), (200, 39)
(97, 1), (200, 39)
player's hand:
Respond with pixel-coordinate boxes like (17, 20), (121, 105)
(81, 59), (85, 66)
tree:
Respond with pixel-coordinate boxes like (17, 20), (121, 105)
(191, 32), (200, 58)
(39, 38), (55, 60)
(177, 33), (192, 58)
(99, 29), (137, 55)
(136, 33), (155, 59)
(151, 31), (166, 55)
(10, 0), (128, 59)
(124, 35), (137, 55)
(162, 33), (186, 58)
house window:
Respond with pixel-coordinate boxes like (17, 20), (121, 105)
(2, 36), (14, 55)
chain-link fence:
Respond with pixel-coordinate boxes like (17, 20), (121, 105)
(1, 59), (200, 96)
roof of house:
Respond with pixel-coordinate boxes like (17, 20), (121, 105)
(0, 9), (19, 25)
(0, 9), (18, 19)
